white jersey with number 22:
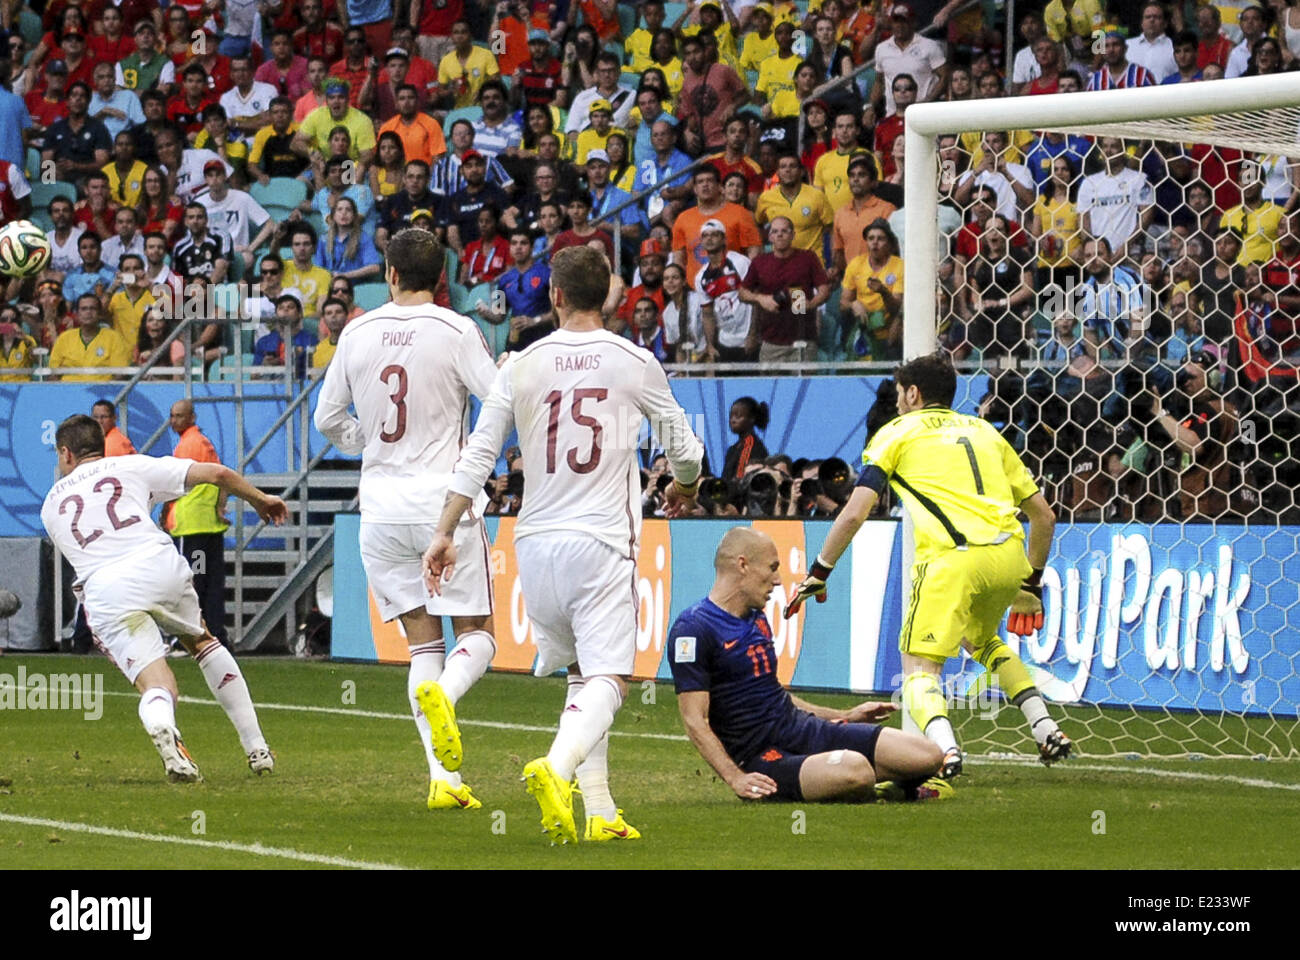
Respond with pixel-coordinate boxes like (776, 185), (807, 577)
(41, 455), (192, 588)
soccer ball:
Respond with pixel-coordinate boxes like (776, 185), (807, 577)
(0, 220), (52, 278)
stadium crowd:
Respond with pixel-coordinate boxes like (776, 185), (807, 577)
(0, 0), (1297, 523)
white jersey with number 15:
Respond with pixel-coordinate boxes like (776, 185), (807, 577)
(448, 329), (704, 558)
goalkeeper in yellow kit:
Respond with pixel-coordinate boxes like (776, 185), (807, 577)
(787, 353), (1071, 778)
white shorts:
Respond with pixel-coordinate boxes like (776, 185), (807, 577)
(359, 518), (493, 622)
(515, 533), (637, 678)
(81, 547), (204, 686)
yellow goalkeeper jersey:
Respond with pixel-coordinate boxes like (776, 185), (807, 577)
(861, 406), (1039, 562)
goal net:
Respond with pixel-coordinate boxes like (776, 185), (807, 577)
(900, 75), (1300, 760)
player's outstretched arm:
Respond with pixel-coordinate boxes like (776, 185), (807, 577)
(184, 463), (288, 525)
(785, 485), (878, 617)
(678, 690), (777, 800)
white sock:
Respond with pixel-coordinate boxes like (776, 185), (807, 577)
(138, 687), (177, 733)
(195, 642), (268, 753)
(547, 675), (623, 782)
(440, 629), (496, 704)
(408, 640), (461, 788)
(565, 676), (617, 820)
(924, 716), (960, 755)
(1016, 693), (1058, 746)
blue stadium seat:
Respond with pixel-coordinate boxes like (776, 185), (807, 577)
(663, 3), (687, 29)
(617, 3), (639, 38)
(17, 8), (41, 46)
(443, 106), (483, 133)
(24, 148), (40, 181)
(251, 177), (308, 216)
(603, 41), (625, 64)
(352, 282), (389, 311)
(30, 211), (53, 233)
(30, 181), (77, 211)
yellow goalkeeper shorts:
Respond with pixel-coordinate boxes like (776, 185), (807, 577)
(899, 538), (1031, 663)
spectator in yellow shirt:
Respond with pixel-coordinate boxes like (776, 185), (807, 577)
(755, 150), (835, 264)
(679, 0), (741, 60)
(755, 21), (801, 104)
(438, 20), (501, 110)
(814, 110), (873, 211)
(49, 294), (133, 382)
(312, 296), (350, 369)
(107, 254), (156, 348)
(0, 308), (37, 381)
(575, 99), (615, 164)
(739, 3), (778, 74)
(625, 0), (667, 71)
(292, 79), (378, 173)
(1044, 0), (1104, 60)
(841, 218), (904, 359)
(1219, 176), (1285, 266)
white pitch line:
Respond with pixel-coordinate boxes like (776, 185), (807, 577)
(0, 812), (407, 870)
(90, 688), (691, 741)
(967, 756), (1300, 791)
(75, 689), (1300, 791)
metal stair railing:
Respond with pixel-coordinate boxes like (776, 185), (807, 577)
(231, 372), (335, 650)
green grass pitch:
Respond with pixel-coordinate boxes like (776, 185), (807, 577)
(1, 655), (1297, 869)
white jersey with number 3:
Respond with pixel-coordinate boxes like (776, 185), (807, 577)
(448, 328), (704, 557)
(314, 301), (498, 523)
(41, 455), (192, 588)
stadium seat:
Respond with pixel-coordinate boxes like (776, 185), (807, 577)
(17, 8), (40, 46)
(30, 211), (53, 233)
(307, 211), (326, 237)
(617, 3), (638, 38)
(663, 3), (687, 28)
(251, 177), (308, 216)
(24, 147), (40, 181)
(30, 181), (76, 210)
(443, 106), (483, 133)
(603, 41), (624, 64)
(352, 282), (389, 311)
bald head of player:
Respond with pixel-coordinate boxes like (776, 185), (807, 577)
(710, 527), (783, 614)
(385, 228), (445, 305)
(54, 414), (106, 476)
(548, 245), (612, 331)
(894, 352), (957, 415)
(169, 398), (195, 434)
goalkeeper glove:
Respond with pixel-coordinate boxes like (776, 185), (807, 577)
(1007, 568), (1044, 636)
(784, 556), (834, 619)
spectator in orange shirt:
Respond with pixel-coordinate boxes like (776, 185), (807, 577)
(671, 165), (763, 286)
(92, 399), (136, 456)
(378, 84), (447, 165)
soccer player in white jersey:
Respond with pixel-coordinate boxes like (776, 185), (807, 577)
(422, 245), (705, 844)
(41, 415), (287, 783)
(314, 228), (501, 812)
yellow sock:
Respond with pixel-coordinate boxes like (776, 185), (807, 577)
(974, 637), (1035, 702)
(902, 671), (955, 753)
